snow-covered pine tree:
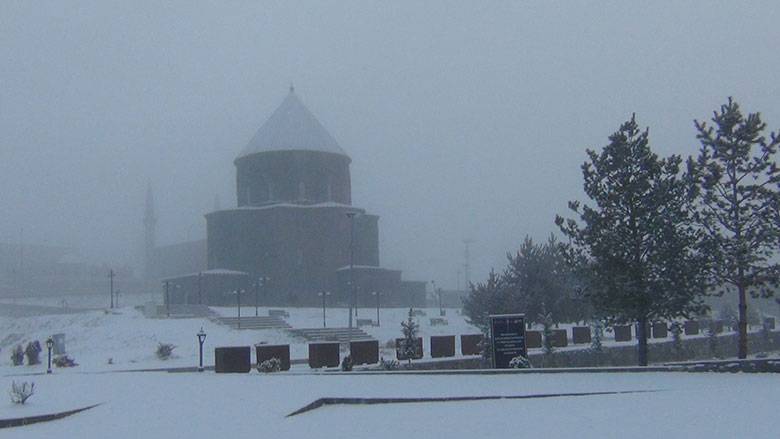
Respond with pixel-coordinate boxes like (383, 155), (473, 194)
(691, 98), (780, 359)
(557, 114), (709, 366)
(670, 322), (684, 360)
(400, 308), (420, 366)
(590, 319), (604, 354)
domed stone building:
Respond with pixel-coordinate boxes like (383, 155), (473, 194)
(191, 87), (425, 307)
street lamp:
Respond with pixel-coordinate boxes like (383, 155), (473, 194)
(164, 282), (181, 317)
(371, 291), (381, 326)
(431, 280), (444, 317)
(255, 276), (270, 317)
(318, 291), (331, 328)
(235, 289), (245, 329)
(196, 327), (207, 372)
(45, 337), (53, 374)
(108, 269), (115, 309)
(346, 211), (359, 328)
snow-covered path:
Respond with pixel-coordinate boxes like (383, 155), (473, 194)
(1, 371), (777, 438)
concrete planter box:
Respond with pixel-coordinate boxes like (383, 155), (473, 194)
(350, 340), (379, 365)
(255, 344), (290, 371)
(215, 346), (251, 373)
(460, 334), (483, 356)
(430, 336), (455, 358)
(572, 326), (591, 344)
(613, 325), (632, 342)
(308, 342), (340, 368)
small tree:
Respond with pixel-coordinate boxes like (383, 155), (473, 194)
(691, 98), (780, 359)
(539, 308), (555, 356)
(590, 319), (604, 354)
(25, 341), (41, 365)
(400, 308), (420, 366)
(707, 322), (720, 358)
(11, 345), (24, 366)
(670, 322), (684, 360)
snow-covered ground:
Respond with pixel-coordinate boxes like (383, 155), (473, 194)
(0, 371), (778, 438)
(1, 299), (771, 374)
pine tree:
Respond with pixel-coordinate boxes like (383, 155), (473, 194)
(400, 308), (420, 366)
(462, 269), (508, 333)
(691, 98), (780, 359)
(557, 114), (709, 366)
(590, 319), (604, 354)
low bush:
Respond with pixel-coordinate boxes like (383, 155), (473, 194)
(156, 343), (176, 360)
(509, 355), (532, 369)
(11, 345), (24, 366)
(257, 357), (282, 373)
(379, 357), (400, 370)
(9, 381), (35, 405)
(25, 341), (41, 365)
(53, 355), (78, 368)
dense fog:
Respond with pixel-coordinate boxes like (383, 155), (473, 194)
(2, 1), (779, 288)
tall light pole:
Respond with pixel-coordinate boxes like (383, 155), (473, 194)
(235, 289), (245, 329)
(109, 269), (115, 309)
(255, 276), (270, 317)
(197, 271), (203, 305)
(318, 291), (330, 328)
(371, 291), (381, 326)
(346, 211), (357, 329)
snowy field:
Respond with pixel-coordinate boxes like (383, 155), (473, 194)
(1, 297), (770, 373)
(0, 371), (778, 438)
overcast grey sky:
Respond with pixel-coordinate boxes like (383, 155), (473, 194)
(1, 1), (779, 289)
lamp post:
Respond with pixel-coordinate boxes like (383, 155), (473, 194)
(109, 269), (115, 309)
(371, 291), (381, 326)
(196, 327), (206, 372)
(164, 282), (181, 317)
(235, 289), (245, 329)
(318, 291), (331, 328)
(346, 211), (359, 328)
(46, 337), (53, 374)
(255, 276), (269, 317)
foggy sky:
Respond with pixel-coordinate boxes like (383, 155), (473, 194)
(1, 1), (779, 289)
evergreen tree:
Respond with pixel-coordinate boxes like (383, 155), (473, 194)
(557, 114), (709, 366)
(691, 98), (780, 359)
(400, 308), (420, 366)
(590, 319), (604, 354)
(462, 269), (508, 333)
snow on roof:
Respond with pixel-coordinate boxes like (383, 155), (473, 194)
(161, 268), (248, 281)
(238, 87), (348, 158)
(226, 202), (364, 213)
(336, 265), (398, 272)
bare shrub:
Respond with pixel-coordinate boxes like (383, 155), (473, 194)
(156, 343), (176, 360)
(9, 381), (35, 405)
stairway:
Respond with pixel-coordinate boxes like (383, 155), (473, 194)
(288, 327), (373, 342)
(216, 315), (291, 330)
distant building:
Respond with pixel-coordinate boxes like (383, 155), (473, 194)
(0, 242), (138, 298)
(149, 87), (425, 307)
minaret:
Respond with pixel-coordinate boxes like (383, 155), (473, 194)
(143, 184), (157, 282)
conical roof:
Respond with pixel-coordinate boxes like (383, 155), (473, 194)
(238, 87), (348, 158)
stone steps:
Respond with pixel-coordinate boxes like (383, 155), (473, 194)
(288, 327), (374, 342)
(215, 316), (291, 330)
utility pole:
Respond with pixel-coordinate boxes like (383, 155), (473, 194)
(463, 239), (473, 287)
(109, 269), (115, 309)
(197, 272), (203, 305)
